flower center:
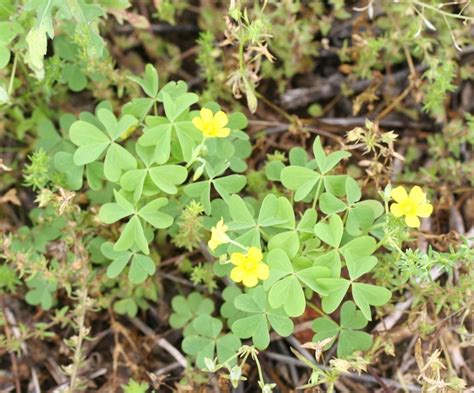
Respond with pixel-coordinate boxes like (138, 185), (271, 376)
(242, 258), (258, 272)
(399, 199), (417, 216)
(202, 121), (218, 136)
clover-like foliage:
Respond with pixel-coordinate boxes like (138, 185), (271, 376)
(39, 65), (394, 370)
(169, 292), (215, 333)
(69, 108), (138, 181)
(231, 286), (293, 349)
(101, 242), (156, 284)
(99, 190), (173, 254)
(312, 301), (373, 357)
(182, 314), (241, 369)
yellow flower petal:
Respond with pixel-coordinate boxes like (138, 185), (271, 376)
(229, 248), (267, 287)
(208, 218), (229, 251)
(256, 263), (269, 280)
(214, 111), (228, 128)
(405, 215), (420, 228)
(242, 275), (258, 288)
(416, 203), (433, 218)
(247, 247), (263, 263)
(208, 238), (219, 251)
(192, 116), (203, 130)
(409, 186), (426, 204)
(391, 186), (408, 203)
(216, 218), (227, 232)
(230, 252), (245, 266)
(193, 108), (231, 139)
(390, 203), (403, 217)
(230, 267), (244, 283)
(200, 108), (213, 122)
(216, 127), (230, 137)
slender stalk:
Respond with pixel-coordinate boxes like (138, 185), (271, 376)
(411, 0), (474, 21)
(185, 140), (205, 168)
(67, 287), (88, 392)
(251, 351), (266, 387)
(238, 40), (245, 72)
(228, 239), (248, 251)
(258, 227), (271, 242)
(306, 302), (326, 317)
(8, 53), (18, 97)
(311, 178), (324, 210)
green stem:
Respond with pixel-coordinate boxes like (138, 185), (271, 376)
(342, 209), (349, 225)
(208, 345), (253, 373)
(67, 287), (88, 392)
(185, 140), (205, 168)
(375, 237), (404, 255)
(240, 350), (251, 365)
(258, 227), (271, 242)
(306, 301), (326, 317)
(252, 351), (265, 386)
(311, 178), (324, 210)
(8, 53), (17, 97)
(216, 350), (241, 371)
(138, 105), (151, 126)
(411, 0), (474, 21)
(238, 40), (245, 72)
(374, 239), (385, 250)
(228, 239), (248, 251)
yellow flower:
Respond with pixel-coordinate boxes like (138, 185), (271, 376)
(230, 247), (269, 288)
(208, 218), (230, 251)
(390, 185), (433, 228)
(192, 108), (230, 138)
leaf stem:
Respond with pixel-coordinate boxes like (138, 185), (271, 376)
(306, 301), (327, 317)
(258, 227), (271, 242)
(311, 178), (324, 210)
(8, 53), (17, 97)
(186, 140), (205, 168)
(228, 239), (248, 251)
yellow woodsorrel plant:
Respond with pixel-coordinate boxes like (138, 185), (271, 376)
(43, 65), (434, 383)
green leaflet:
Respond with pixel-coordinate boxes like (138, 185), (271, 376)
(182, 314), (241, 369)
(137, 88), (200, 163)
(169, 292), (214, 332)
(101, 242), (156, 284)
(184, 174), (246, 215)
(264, 249), (331, 317)
(281, 166), (320, 201)
(19, 61), (396, 375)
(231, 286), (293, 349)
(312, 301), (373, 357)
(25, 274), (57, 310)
(313, 136), (351, 174)
(69, 109), (138, 181)
(314, 214), (343, 248)
(99, 190), (173, 254)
